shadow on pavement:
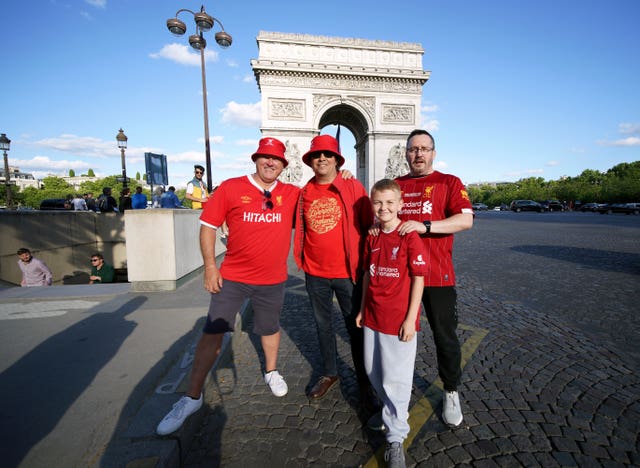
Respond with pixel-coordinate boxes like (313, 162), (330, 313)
(0, 295), (146, 467)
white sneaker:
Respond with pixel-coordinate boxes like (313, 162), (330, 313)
(156, 394), (203, 435)
(442, 390), (463, 427)
(264, 370), (288, 397)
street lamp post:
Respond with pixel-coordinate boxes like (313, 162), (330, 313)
(116, 128), (128, 189)
(166, 5), (232, 194)
(0, 133), (13, 209)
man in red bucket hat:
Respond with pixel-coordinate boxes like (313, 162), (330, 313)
(294, 134), (379, 412)
(157, 137), (300, 435)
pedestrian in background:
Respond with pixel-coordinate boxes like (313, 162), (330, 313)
(16, 248), (52, 287)
(356, 179), (426, 468)
(185, 164), (209, 209)
(72, 193), (88, 211)
(160, 186), (183, 208)
(131, 186), (148, 209)
(395, 129), (474, 427)
(119, 187), (132, 213)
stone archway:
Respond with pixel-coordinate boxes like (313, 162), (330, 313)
(251, 31), (430, 190)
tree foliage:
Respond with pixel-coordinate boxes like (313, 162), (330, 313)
(468, 161), (640, 207)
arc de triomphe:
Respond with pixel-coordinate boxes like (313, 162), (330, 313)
(250, 31), (430, 190)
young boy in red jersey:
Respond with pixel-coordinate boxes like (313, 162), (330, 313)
(356, 179), (426, 467)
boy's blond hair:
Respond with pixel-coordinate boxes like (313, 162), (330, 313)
(371, 178), (402, 197)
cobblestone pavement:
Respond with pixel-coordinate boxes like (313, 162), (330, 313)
(179, 212), (640, 467)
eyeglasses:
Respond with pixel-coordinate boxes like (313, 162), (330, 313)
(263, 190), (273, 210)
(407, 146), (434, 154)
(90, 258), (100, 262)
(195, 170), (203, 175)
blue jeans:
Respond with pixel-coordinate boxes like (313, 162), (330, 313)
(305, 274), (367, 383)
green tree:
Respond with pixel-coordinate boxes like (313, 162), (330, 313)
(87, 168), (95, 177)
(69, 169), (75, 177)
(136, 171), (141, 180)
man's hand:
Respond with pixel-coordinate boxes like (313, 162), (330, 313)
(355, 311), (363, 328)
(340, 169), (354, 180)
(204, 265), (223, 293)
(397, 220), (427, 236)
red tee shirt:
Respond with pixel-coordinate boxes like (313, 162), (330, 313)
(361, 228), (427, 335)
(301, 181), (349, 278)
(200, 175), (300, 285)
(396, 171), (473, 286)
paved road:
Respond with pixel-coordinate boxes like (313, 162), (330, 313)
(1, 211), (638, 466)
(179, 210), (640, 466)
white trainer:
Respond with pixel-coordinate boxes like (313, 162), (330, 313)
(156, 394), (203, 436)
(442, 390), (463, 427)
(264, 370), (288, 397)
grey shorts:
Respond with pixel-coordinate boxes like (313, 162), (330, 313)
(203, 280), (286, 336)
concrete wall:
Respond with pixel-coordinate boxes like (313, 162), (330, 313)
(0, 209), (227, 290)
(125, 209), (213, 291)
(0, 211), (126, 285)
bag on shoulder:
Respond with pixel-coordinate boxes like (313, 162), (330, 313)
(97, 195), (109, 212)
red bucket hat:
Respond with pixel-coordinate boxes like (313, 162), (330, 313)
(302, 134), (345, 168)
(251, 137), (288, 168)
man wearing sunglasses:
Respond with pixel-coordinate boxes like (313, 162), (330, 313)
(292, 135), (378, 411)
(157, 137), (301, 436)
(88, 253), (114, 284)
(185, 164), (209, 209)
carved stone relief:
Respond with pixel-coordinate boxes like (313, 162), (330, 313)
(269, 99), (305, 120)
(382, 104), (414, 124)
(259, 74), (423, 94)
(280, 141), (304, 185)
(384, 143), (410, 179)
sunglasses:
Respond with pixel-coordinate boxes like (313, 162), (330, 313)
(195, 170), (203, 175)
(262, 190), (273, 210)
(91, 258), (100, 262)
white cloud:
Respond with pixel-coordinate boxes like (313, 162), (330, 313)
(85, 0), (106, 7)
(242, 74), (255, 83)
(546, 160), (559, 167)
(13, 156), (93, 173)
(149, 43), (219, 67)
(420, 101), (440, 132)
(421, 103), (439, 113)
(236, 139), (259, 147)
(220, 101), (261, 127)
(423, 119), (440, 132)
(196, 135), (224, 145)
(619, 123), (640, 134)
(33, 134), (114, 158)
(434, 160), (447, 170)
(226, 59), (239, 68)
(598, 137), (640, 147)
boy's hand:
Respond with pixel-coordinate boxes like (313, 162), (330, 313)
(399, 319), (416, 342)
(355, 311), (363, 328)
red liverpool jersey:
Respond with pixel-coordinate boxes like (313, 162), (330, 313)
(362, 229), (427, 335)
(200, 175), (300, 285)
(396, 171), (473, 286)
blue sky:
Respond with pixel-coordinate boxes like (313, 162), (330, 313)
(2, 0), (639, 188)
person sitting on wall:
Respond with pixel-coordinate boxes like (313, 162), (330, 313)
(89, 253), (115, 284)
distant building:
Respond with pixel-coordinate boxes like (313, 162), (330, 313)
(61, 175), (99, 191)
(0, 166), (41, 190)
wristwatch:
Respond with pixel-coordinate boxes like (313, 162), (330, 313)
(423, 220), (431, 233)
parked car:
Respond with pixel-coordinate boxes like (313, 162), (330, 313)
(579, 202), (600, 212)
(596, 203), (639, 215)
(39, 198), (72, 210)
(543, 200), (564, 212)
(510, 200), (543, 212)
(472, 203), (488, 211)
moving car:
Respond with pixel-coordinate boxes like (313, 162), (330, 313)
(596, 203), (639, 215)
(510, 200), (543, 213)
(543, 200), (564, 212)
(579, 202), (600, 212)
(472, 203), (488, 211)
